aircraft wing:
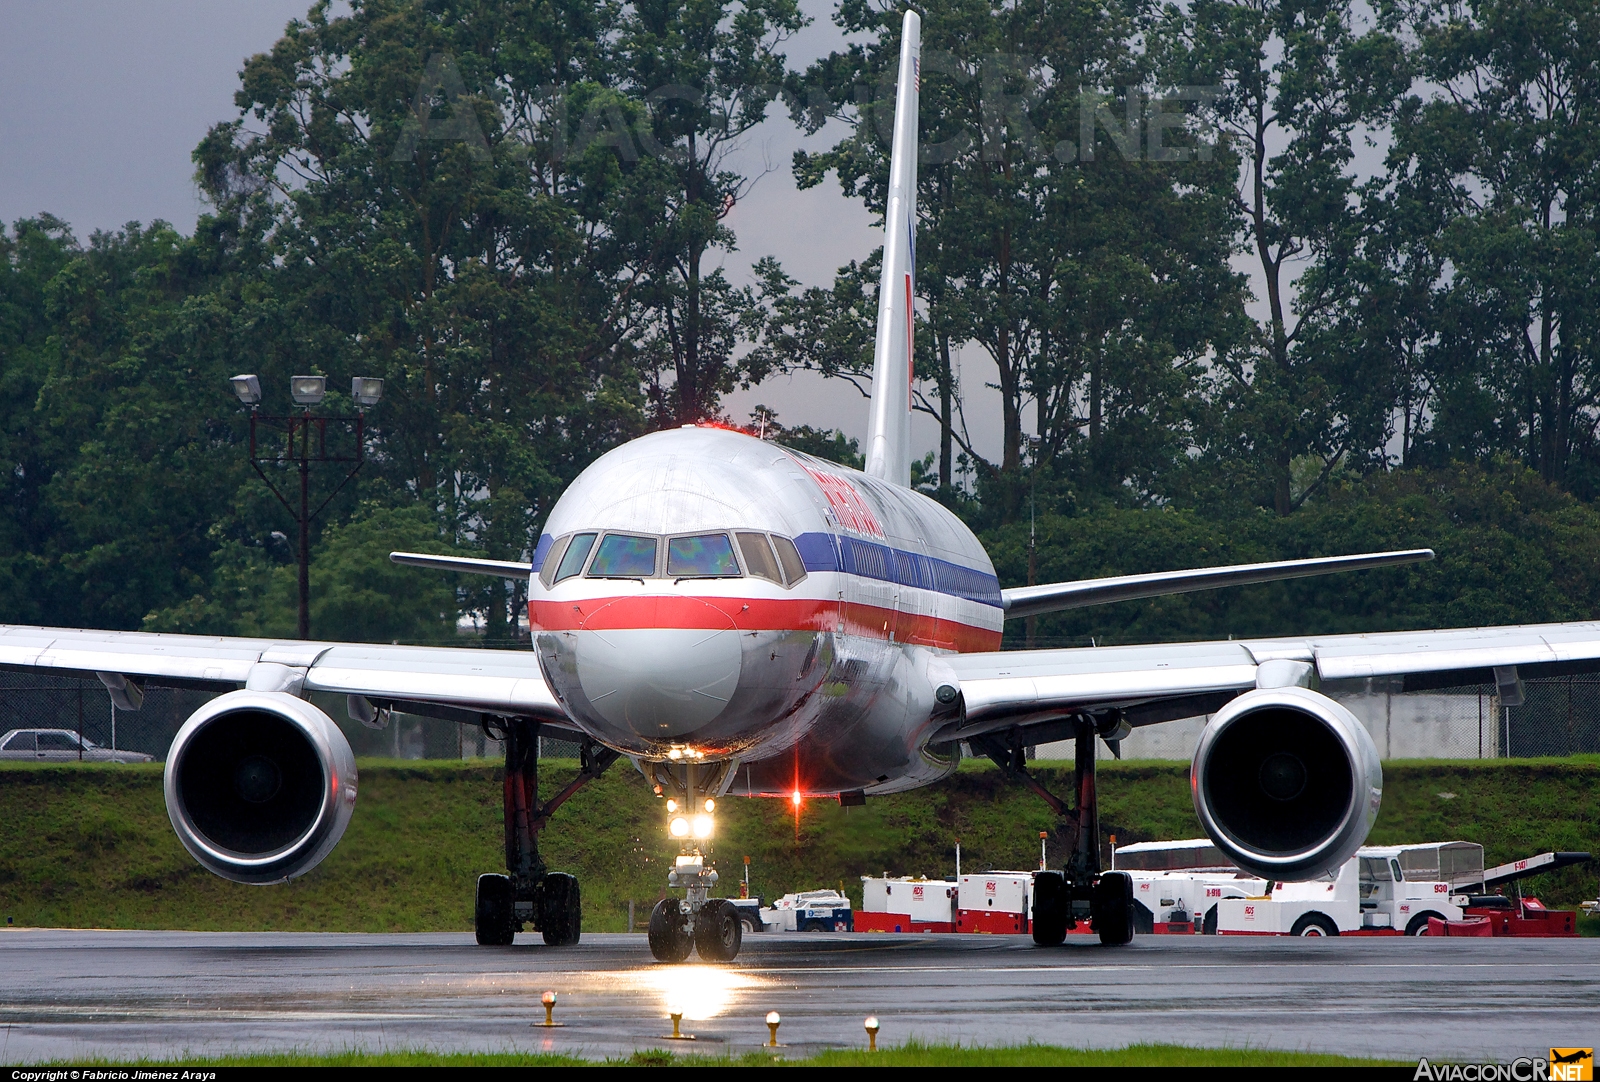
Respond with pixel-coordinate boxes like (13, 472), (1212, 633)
(0, 624), (570, 726)
(1000, 548), (1433, 620)
(942, 619), (1600, 738)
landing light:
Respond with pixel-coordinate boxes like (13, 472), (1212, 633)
(669, 816), (690, 838)
(791, 790), (802, 807)
(692, 814), (714, 839)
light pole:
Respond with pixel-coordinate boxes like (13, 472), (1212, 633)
(231, 374), (384, 639)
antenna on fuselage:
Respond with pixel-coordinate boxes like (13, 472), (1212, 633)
(864, 9), (920, 488)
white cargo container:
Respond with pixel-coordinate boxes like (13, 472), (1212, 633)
(955, 872), (1033, 933)
(858, 876), (957, 932)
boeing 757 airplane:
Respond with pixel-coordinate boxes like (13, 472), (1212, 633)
(4, 11), (1594, 962)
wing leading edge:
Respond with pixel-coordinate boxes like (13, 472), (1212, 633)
(941, 619), (1600, 741)
(0, 624), (568, 726)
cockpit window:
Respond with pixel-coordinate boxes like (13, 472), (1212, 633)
(589, 533), (658, 577)
(552, 533), (596, 583)
(736, 532), (781, 583)
(668, 534), (741, 577)
(772, 534), (807, 585)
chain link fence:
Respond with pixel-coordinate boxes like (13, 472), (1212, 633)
(0, 671), (584, 762)
(3, 669), (1596, 764)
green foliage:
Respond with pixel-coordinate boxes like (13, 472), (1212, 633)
(3, 755), (1594, 936)
(143, 502), (460, 643)
(988, 463), (1600, 647)
(46, 1043), (1404, 1067)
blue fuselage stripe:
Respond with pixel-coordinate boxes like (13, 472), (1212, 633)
(794, 532), (1002, 607)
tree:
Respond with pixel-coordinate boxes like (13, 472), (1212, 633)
(1380, 0), (1600, 494)
(785, 0), (1242, 521)
(614, 0), (808, 424)
(1159, 0), (1411, 514)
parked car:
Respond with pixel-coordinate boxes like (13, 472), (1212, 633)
(0, 728), (153, 763)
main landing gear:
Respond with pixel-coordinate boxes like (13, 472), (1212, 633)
(473, 718), (618, 947)
(645, 758), (740, 964)
(972, 715), (1135, 947)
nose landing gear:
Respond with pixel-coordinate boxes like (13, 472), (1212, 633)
(647, 759), (740, 963)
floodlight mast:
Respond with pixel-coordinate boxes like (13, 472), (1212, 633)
(233, 374), (380, 638)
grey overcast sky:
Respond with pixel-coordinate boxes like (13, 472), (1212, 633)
(0, 1), (1013, 463)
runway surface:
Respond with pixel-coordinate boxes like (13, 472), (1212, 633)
(2, 928), (1597, 1063)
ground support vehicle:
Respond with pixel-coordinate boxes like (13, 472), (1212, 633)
(758, 890), (853, 931)
(1430, 851), (1592, 937)
(858, 876), (957, 932)
(1218, 843), (1476, 936)
(727, 897), (765, 933)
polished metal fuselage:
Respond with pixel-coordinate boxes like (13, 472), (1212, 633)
(528, 427), (1004, 796)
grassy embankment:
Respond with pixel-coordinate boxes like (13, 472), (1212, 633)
(2, 757), (1597, 932)
(37, 1044), (1407, 1067)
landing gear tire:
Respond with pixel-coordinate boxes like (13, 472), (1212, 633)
(1202, 905), (1218, 935)
(1031, 871), (1068, 946)
(1291, 912), (1339, 937)
(694, 899), (743, 962)
(474, 873), (516, 946)
(540, 872), (582, 946)
(1406, 912), (1443, 936)
(1091, 871), (1134, 946)
(648, 898), (693, 963)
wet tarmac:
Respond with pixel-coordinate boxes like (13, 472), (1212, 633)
(1, 928), (1596, 1063)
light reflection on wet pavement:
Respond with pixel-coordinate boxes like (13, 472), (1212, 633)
(1, 930), (1596, 1061)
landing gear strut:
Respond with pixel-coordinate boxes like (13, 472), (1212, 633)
(646, 759), (740, 963)
(473, 718), (617, 947)
(973, 715), (1134, 946)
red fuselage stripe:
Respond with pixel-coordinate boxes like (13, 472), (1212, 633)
(528, 595), (1002, 653)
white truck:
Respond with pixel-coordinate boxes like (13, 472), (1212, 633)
(1216, 841), (1478, 936)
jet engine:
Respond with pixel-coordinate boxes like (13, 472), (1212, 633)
(164, 690), (357, 884)
(1190, 686), (1381, 881)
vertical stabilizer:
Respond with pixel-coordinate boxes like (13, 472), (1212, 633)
(864, 10), (920, 487)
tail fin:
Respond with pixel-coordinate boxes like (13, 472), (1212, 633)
(864, 9), (920, 487)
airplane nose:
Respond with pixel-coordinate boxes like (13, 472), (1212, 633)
(573, 628), (743, 739)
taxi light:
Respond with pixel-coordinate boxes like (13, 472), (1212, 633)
(675, 854), (703, 869)
(666, 798), (678, 813)
(669, 816), (690, 838)
(692, 814), (714, 839)
(791, 790), (802, 807)
(703, 798), (715, 813)
(668, 748), (683, 760)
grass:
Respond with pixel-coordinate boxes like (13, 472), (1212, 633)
(2, 756), (1597, 933)
(33, 1042), (1408, 1067)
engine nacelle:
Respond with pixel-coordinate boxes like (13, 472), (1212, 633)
(164, 690), (357, 884)
(1190, 686), (1381, 881)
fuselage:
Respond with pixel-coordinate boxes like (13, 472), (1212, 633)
(528, 426), (1004, 796)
